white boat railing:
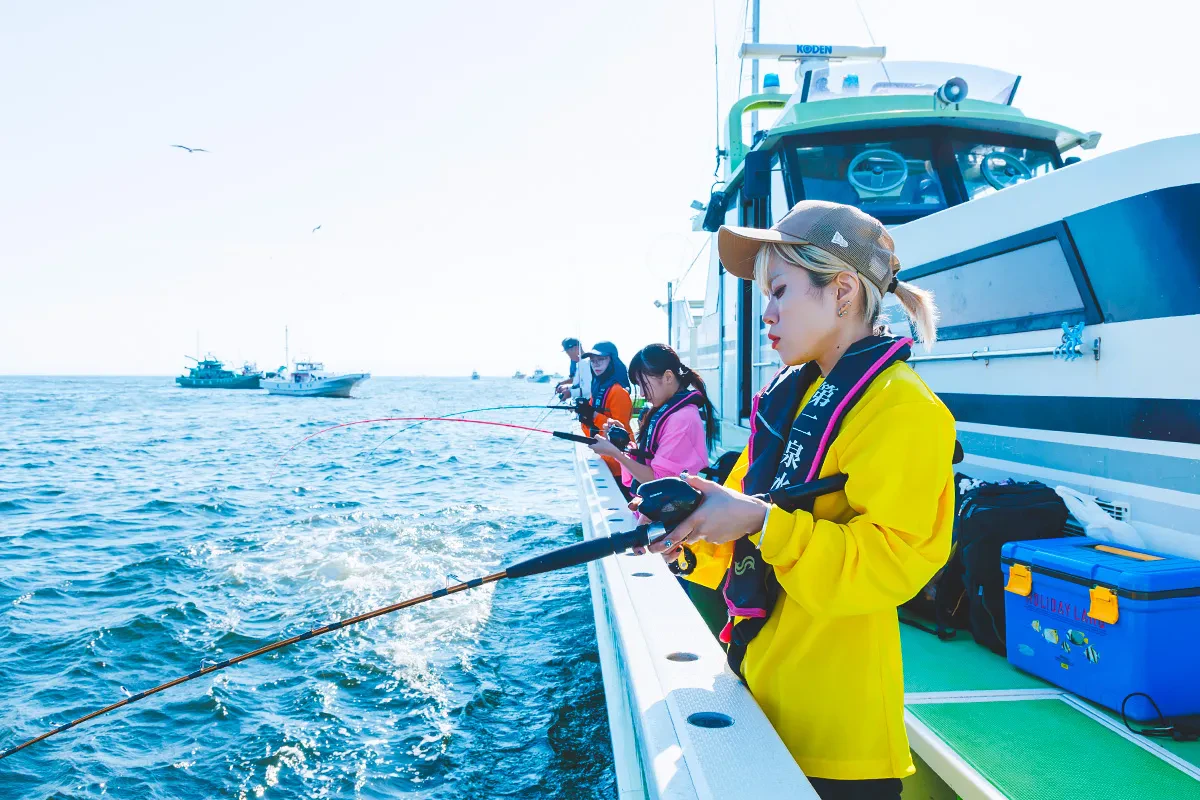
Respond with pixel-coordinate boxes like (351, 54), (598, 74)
(573, 445), (815, 799)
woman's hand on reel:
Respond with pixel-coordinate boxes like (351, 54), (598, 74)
(645, 473), (769, 559)
(588, 421), (628, 459)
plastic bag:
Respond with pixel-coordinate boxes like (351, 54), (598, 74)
(1054, 486), (1145, 548)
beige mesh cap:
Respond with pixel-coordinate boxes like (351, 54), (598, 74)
(717, 200), (901, 295)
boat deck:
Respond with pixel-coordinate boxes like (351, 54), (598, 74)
(899, 617), (1200, 799)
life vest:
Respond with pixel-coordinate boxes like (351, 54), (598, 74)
(628, 389), (705, 491)
(722, 335), (913, 675)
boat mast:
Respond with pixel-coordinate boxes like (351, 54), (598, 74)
(750, 0), (761, 133)
(285, 326), (290, 370)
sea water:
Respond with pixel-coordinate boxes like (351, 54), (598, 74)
(0, 377), (613, 799)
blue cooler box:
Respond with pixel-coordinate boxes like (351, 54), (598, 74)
(1001, 537), (1200, 721)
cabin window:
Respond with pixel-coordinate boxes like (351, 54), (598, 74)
(907, 238), (1086, 340)
(955, 141), (1057, 199)
(790, 138), (946, 221)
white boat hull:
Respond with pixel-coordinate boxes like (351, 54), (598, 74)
(261, 373), (369, 398)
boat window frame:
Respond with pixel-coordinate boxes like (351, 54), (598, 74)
(778, 127), (960, 224)
(777, 127), (1064, 222)
(899, 221), (1103, 341)
(947, 133), (1065, 201)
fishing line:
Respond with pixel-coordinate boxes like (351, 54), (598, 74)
(362, 403), (572, 459)
(498, 395), (571, 466)
(267, 416), (593, 481)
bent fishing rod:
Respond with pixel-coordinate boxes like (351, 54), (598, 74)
(362, 402), (580, 457)
(0, 472), (853, 762)
(268, 413), (600, 480)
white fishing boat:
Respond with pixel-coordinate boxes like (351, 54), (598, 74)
(573, 37), (1200, 800)
(261, 361), (370, 398)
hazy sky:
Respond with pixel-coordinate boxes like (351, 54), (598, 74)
(3, 1), (1197, 376)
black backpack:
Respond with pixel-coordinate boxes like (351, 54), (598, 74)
(902, 472), (975, 639)
(903, 476), (1069, 653)
(956, 479), (1069, 655)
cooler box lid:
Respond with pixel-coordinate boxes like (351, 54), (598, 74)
(1001, 537), (1200, 597)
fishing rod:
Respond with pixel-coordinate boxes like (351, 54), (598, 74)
(268, 415), (598, 480)
(0, 475), (704, 762)
(1, 453), (965, 761)
(363, 403), (576, 458)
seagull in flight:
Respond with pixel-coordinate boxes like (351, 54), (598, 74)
(171, 144), (209, 153)
(312, 225), (321, 233)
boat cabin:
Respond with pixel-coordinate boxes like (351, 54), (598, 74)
(634, 44), (1200, 799)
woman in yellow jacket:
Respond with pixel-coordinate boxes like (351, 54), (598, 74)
(649, 201), (956, 800)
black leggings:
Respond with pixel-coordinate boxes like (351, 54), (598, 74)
(807, 777), (903, 800)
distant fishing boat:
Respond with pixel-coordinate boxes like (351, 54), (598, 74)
(261, 361), (370, 398)
(176, 356), (262, 389)
(512, 370), (526, 380)
(471, 371), (480, 380)
(527, 369), (551, 383)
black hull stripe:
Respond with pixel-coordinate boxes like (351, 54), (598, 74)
(941, 394), (1200, 446)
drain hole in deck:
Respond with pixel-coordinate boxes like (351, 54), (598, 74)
(631, 572), (653, 578)
(687, 712), (733, 729)
(666, 652), (699, 663)
(608, 516), (622, 522)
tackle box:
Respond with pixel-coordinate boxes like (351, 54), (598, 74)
(1001, 536), (1200, 721)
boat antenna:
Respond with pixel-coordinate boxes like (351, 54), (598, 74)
(854, 0), (891, 83)
(749, 0), (760, 134)
(284, 325), (289, 370)
(711, 0), (724, 177)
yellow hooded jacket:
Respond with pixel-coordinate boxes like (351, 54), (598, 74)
(684, 361), (955, 781)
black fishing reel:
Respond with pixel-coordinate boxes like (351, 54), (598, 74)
(573, 397), (596, 427)
(606, 424), (631, 453)
(634, 477), (703, 575)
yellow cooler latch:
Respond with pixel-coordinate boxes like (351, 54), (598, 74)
(1005, 564), (1032, 597)
(1088, 586), (1119, 624)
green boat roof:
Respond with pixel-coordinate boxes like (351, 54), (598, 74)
(722, 60), (1095, 182)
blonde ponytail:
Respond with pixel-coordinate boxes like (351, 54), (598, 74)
(893, 280), (939, 351)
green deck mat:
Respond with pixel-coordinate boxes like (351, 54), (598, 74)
(900, 622), (1051, 694)
(1090, 702), (1200, 771)
(909, 700), (1200, 800)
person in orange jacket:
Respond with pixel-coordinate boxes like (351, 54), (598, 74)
(578, 341), (633, 482)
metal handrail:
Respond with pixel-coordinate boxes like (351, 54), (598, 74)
(910, 338), (1101, 364)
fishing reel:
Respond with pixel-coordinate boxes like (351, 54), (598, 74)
(634, 477), (703, 575)
(573, 397), (596, 427)
(606, 424), (631, 453)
